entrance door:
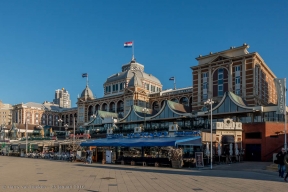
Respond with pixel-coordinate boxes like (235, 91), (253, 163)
(245, 144), (261, 161)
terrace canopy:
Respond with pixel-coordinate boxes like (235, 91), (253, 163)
(80, 136), (201, 147)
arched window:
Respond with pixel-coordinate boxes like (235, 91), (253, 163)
(102, 103), (108, 111)
(109, 102), (115, 112)
(152, 101), (160, 112)
(88, 106), (93, 120)
(171, 98), (179, 103)
(179, 97), (189, 106)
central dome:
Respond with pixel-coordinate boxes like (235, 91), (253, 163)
(81, 85), (94, 99)
(104, 59), (162, 85)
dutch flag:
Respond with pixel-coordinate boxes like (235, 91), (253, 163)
(124, 42), (133, 48)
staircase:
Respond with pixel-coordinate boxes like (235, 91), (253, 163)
(266, 163), (278, 172)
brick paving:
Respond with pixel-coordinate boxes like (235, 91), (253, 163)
(0, 156), (287, 192)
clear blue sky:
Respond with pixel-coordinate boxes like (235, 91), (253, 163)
(0, 1), (287, 107)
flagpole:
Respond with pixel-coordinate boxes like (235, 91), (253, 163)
(86, 75), (89, 86)
(174, 77), (176, 90)
(132, 41), (134, 60)
(285, 78), (287, 151)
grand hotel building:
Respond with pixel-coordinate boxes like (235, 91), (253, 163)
(8, 44), (287, 161)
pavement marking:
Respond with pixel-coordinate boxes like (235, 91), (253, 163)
(101, 177), (115, 180)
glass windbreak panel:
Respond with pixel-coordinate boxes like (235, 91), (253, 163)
(224, 96), (230, 112)
(253, 115), (262, 122)
(93, 116), (102, 125)
(230, 101), (237, 112)
(217, 103), (225, 113)
(240, 116), (252, 123)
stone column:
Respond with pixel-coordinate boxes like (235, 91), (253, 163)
(252, 59), (256, 96)
(241, 58), (246, 98)
(208, 66), (212, 98)
(228, 61), (233, 92)
(197, 69), (201, 103)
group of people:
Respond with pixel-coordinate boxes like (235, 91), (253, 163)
(84, 149), (92, 164)
(276, 148), (288, 182)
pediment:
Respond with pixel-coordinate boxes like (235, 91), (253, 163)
(124, 88), (134, 95)
(137, 89), (148, 95)
(209, 55), (230, 63)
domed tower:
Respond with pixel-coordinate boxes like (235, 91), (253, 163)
(80, 85), (94, 101)
(103, 58), (162, 115)
(103, 58), (162, 96)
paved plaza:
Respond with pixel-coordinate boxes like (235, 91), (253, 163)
(0, 156), (287, 192)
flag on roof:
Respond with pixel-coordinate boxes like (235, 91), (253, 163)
(124, 42), (133, 48)
(169, 77), (175, 80)
(82, 73), (88, 78)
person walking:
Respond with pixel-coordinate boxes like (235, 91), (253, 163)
(284, 153), (288, 182)
(84, 149), (89, 164)
(276, 148), (286, 178)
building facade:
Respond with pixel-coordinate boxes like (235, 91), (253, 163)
(0, 100), (12, 126)
(5, 44), (287, 162)
(53, 88), (71, 108)
(191, 44), (277, 110)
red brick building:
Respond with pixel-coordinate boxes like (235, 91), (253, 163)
(243, 122), (286, 161)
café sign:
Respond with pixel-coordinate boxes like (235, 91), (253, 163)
(274, 78), (286, 114)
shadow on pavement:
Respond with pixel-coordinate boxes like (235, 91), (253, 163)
(76, 161), (282, 183)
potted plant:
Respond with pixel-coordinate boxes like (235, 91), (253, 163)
(168, 148), (183, 169)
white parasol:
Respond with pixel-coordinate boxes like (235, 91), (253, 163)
(218, 143), (222, 156)
(218, 142), (222, 163)
(205, 142), (210, 157)
(235, 143), (239, 156)
(229, 143), (233, 156)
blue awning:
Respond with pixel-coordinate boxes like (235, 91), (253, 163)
(80, 136), (202, 147)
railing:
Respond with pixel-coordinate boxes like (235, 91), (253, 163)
(69, 134), (91, 139)
(264, 144), (286, 160)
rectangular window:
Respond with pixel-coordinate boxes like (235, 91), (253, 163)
(203, 94), (208, 100)
(108, 86), (111, 92)
(203, 82), (208, 89)
(235, 66), (241, 71)
(218, 73), (223, 80)
(146, 84), (149, 90)
(120, 83), (123, 90)
(236, 89), (241, 95)
(112, 85), (115, 92)
(218, 85), (223, 96)
(116, 84), (118, 91)
(245, 132), (262, 139)
(203, 72), (208, 78)
(235, 76), (240, 84)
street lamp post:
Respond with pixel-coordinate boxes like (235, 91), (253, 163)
(58, 119), (63, 132)
(204, 98), (214, 170)
(37, 125), (43, 138)
(3, 124), (7, 152)
(25, 119), (28, 154)
(142, 108), (149, 131)
(64, 124), (68, 139)
(90, 114), (96, 133)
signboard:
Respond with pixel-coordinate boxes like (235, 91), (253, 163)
(195, 152), (204, 168)
(274, 78), (286, 114)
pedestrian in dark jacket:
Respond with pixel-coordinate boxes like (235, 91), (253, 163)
(276, 148), (286, 178)
(284, 153), (288, 182)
